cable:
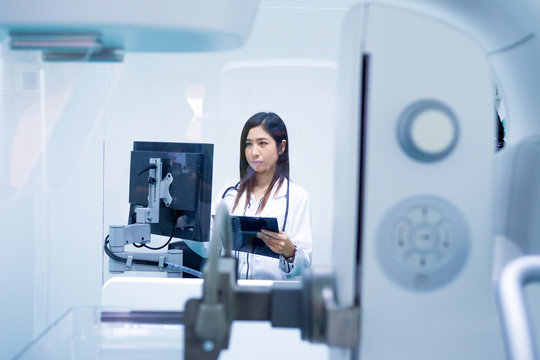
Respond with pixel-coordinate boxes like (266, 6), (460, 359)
(245, 243), (257, 280)
(281, 179), (290, 231)
(142, 218), (176, 250)
(137, 164), (157, 176)
(165, 263), (203, 278)
(103, 235), (203, 278)
(245, 252), (250, 280)
(224, 179), (289, 231)
(132, 214), (180, 250)
(221, 182), (240, 199)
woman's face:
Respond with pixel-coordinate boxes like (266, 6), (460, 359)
(245, 125), (281, 175)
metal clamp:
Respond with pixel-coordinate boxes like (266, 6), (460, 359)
(301, 267), (359, 347)
(158, 256), (165, 271)
(322, 286), (360, 347)
(184, 266), (360, 360)
(125, 255), (133, 271)
(183, 204), (360, 360)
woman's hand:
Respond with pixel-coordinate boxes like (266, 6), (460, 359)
(257, 229), (296, 258)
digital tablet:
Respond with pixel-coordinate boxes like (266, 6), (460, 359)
(230, 216), (280, 258)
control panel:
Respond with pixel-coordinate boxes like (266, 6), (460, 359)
(376, 195), (470, 291)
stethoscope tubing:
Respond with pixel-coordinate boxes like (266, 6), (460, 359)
(221, 178), (290, 232)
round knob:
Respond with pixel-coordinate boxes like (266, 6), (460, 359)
(397, 100), (459, 162)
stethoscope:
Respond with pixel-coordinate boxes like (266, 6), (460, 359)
(221, 178), (290, 232)
(222, 178), (290, 280)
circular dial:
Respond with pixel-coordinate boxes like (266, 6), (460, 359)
(376, 195), (470, 291)
(397, 100), (459, 162)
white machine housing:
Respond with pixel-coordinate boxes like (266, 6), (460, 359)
(0, 0), (259, 52)
(333, 4), (502, 359)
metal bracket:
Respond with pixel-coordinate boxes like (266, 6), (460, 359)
(322, 287), (360, 347)
(158, 256), (165, 271)
(183, 203), (360, 360)
(161, 173), (173, 207)
(134, 159), (174, 223)
(9, 32), (124, 62)
(301, 267), (360, 347)
(184, 266), (360, 360)
(125, 255), (133, 271)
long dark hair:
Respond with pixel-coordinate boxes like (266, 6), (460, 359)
(233, 112), (289, 213)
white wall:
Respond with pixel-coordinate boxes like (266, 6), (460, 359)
(1, 2), (355, 358)
(103, 4), (349, 275)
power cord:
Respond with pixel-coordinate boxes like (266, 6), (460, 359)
(141, 218), (176, 250)
(133, 214), (180, 250)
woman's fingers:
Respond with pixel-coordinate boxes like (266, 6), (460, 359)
(259, 229), (287, 240)
(259, 229), (278, 237)
(258, 230), (294, 257)
(257, 231), (278, 246)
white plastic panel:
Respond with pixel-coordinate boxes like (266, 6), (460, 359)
(371, 0), (535, 53)
(496, 139), (540, 253)
(0, 0), (260, 52)
(332, 3), (366, 310)
(357, 4), (501, 359)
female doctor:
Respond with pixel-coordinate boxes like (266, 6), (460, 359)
(187, 112), (312, 280)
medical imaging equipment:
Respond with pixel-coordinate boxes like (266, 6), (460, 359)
(105, 142), (213, 277)
(8, 0), (540, 358)
(100, 5), (509, 359)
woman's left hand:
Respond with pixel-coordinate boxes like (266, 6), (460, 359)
(257, 229), (296, 259)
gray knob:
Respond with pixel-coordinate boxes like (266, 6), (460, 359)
(397, 100), (459, 162)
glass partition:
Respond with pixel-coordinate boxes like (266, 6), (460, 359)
(2, 3), (350, 358)
(0, 43), (124, 357)
(16, 307), (183, 359)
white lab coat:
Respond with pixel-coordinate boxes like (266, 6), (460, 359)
(186, 179), (313, 280)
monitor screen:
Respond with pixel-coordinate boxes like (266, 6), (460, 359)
(128, 141), (213, 242)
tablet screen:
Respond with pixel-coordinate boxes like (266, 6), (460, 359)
(230, 216), (280, 258)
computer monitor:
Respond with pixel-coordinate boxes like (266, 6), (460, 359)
(128, 141), (213, 242)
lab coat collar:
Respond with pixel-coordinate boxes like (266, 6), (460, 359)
(246, 178), (288, 204)
(272, 179), (288, 199)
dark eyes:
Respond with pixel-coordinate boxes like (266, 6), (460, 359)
(245, 141), (268, 147)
